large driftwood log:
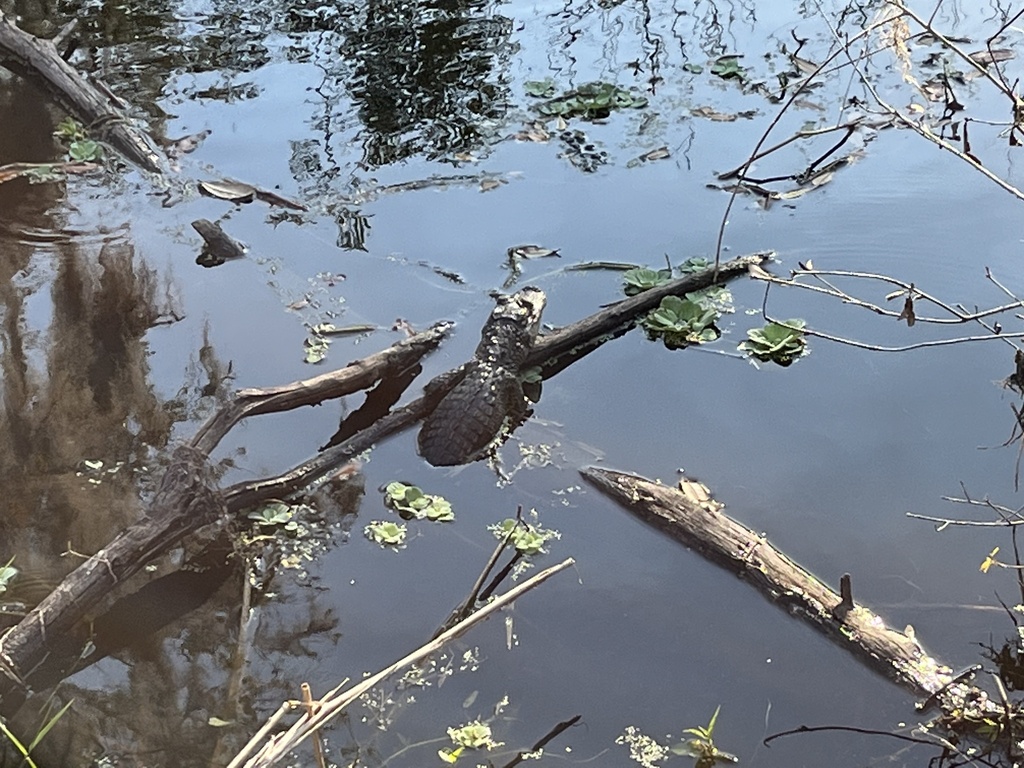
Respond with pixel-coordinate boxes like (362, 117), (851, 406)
(0, 13), (165, 174)
(581, 466), (999, 718)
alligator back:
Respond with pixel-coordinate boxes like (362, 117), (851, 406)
(418, 288), (546, 466)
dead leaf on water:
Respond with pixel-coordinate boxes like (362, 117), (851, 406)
(969, 49), (1015, 67)
(809, 170), (834, 187)
(790, 55), (819, 75)
(747, 263), (773, 280)
(199, 179), (256, 203)
(776, 186), (813, 200)
(691, 105), (757, 122)
(254, 189), (308, 211)
(508, 244), (560, 259)
(480, 178), (505, 192)
(513, 122), (550, 142)
(163, 129), (211, 157)
(899, 295), (916, 327)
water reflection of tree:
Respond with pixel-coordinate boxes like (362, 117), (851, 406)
(337, 0), (514, 167)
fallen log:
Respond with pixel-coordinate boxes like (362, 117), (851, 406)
(0, 12), (165, 174)
(580, 466), (999, 721)
(0, 323), (451, 704)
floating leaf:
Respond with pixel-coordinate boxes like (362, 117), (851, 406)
(54, 117), (87, 142)
(969, 49), (1014, 67)
(711, 56), (747, 81)
(534, 81), (648, 120)
(199, 179), (256, 203)
(641, 296), (721, 349)
(448, 721), (503, 750)
(68, 139), (103, 162)
(365, 520), (407, 547)
(739, 320), (808, 366)
(524, 79), (558, 98)
(164, 129), (211, 157)
(623, 267), (672, 296)
(489, 518), (559, 555)
(0, 566), (17, 594)
(439, 747), (463, 764)
(248, 502), (293, 526)
(383, 482), (455, 522)
(304, 336), (330, 364)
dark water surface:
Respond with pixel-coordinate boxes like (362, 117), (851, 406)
(1, 0), (1023, 765)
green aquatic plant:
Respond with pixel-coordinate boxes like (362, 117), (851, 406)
(623, 267), (673, 296)
(383, 482), (454, 521)
(739, 320), (808, 366)
(671, 706), (738, 768)
(248, 501), (299, 531)
(711, 56), (747, 82)
(535, 81), (648, 120)
(489, 518), (559, 556)
(364, 520), (407, 548)
(642, 295), (720, 349)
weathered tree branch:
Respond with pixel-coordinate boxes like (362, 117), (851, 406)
(580, 466), (998, 719)
(0, 12), (166, 173)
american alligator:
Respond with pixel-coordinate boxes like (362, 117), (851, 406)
(418, 287), (546, 466)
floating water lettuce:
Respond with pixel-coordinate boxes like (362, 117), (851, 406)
(642, 296), (720, 349)
(739, 320), (808, 366)
(365, 520), (407, 548)
(535, 81), (648, 120)
(623, 267), (672, 296)
(383, 482), (454, 521)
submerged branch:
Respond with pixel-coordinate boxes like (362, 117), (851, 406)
(229, 557), (576, 768)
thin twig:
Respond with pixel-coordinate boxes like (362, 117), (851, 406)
(825, 5), (1024, 201)
(233, 557), (575, 768)
(713, 24), (877, 269)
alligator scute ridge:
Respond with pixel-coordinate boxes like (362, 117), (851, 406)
(418, 287), (546, 467)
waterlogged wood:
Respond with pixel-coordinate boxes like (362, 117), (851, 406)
(0, 327), (452, 704)
(192, 219), (247, 262)
(191, 321), (452, 454)
(580, 466), (981, 706)
(0, 446), (222, 701)
(0, 12), (165, 173)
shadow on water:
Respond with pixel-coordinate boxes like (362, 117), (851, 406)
(3, 0), (1024, 765)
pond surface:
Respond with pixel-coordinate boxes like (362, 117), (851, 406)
(2, 0), (1024, 765)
